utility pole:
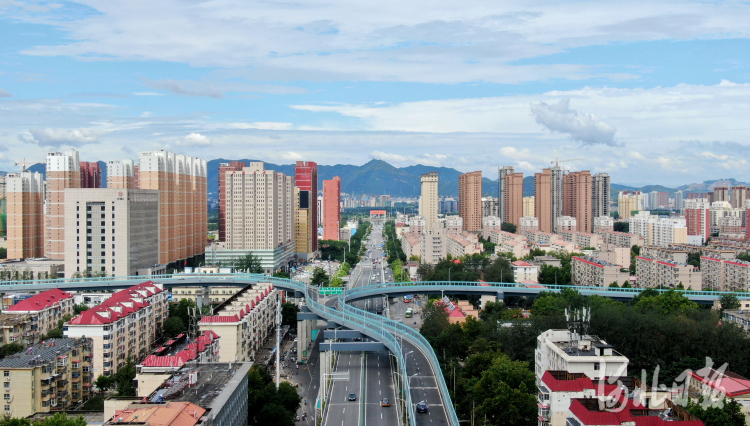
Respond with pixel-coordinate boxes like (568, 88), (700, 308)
(275, 295), (281, 388)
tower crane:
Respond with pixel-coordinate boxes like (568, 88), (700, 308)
(550, 157), (584, 170)
(14, 158), (40, 172)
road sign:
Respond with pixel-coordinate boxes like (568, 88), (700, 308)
(320, 287), (343, 295)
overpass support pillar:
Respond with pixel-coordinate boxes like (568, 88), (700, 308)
(297, 317), (313, 363)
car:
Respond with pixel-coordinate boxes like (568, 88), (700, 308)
(348, 393), (357, 401)
(416, 402), (428, 413)
(381, 398), (390, 407)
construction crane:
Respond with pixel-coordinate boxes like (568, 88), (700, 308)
(14, 158), (39, 172)
(550, 157), (584, 169)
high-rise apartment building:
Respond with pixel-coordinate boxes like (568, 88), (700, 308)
(685, 198), (710, 244)
(535, 169), (552, 233)
(713, 186), (729, 203)
(107, 160), (136, 189)
(563, 171), (592, 233)
(64, 188), (160, 277)
(46, 150), (80, 260)
(420, 172), (439, 228)
(218, 161), (245, 242)
(323, 176), (341, 240)
(6, 172), (44, 259)
(523, 196), (535, 217)
(459, 171), (482, 232)
(550, 167), (564, 232)
(79, 161), (101, 188)
(592, 172), (610, 219)
(617, 191), (643, 220)
(294, 161), (318, 257)
(223, 163), (295, 272)
(674, 190), (684, 211)
(498, 166), (515, 221)
(138, 151), (207, 266)
(731, 186), (747, 209)
(502, 172), (523, 227)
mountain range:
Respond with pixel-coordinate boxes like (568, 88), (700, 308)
(7, 160), (746, 201)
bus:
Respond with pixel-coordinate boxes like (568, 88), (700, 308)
(405, 308), (413, 318)
(403, 295), (412, 303)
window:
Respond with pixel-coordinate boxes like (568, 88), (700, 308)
(3, 372), (8, 377)
(594, 362), (600, 371)
(3, 383), (8, 389)
(3, 394), (9, 400)
(4, 405), (9, 411)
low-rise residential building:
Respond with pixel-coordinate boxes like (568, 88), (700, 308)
(641, 246), (689, 263)
(511, 261), (538, 283)
(170, 286), (242, 305)
(591, 248), (629, 267)
(446, 232), (482, 257)
(566, 398), (703, 426)
(549, 240), (577, 253)
(571, 256), (630, 287)
(519, 216), (539, 236)
(629, 212), (687, 247)
(0, 259), (64, 281)
(400, 232), (421, 261)
(199, 283), (278, 363)
(498, 240), (530, 259)
(481, 216), (503, 238)
(685, 368), (750, 425)
(488, 230), (526, 245)
(561, 232), (603, 250)
(0, 337), (93, 418)
(593, 216), (614, 232)
(556, 216), (577, 233)
(699, 257), (750, 292)
(64, 281), (168, 376)
(408, 216), (427, 234)
(444, 216), (463, 234)
(526, 230), (562, 245)
(535, 329), (629, 383)
(135, 331), (220, 395)
(635, 256), (702, 290)
(596, 230), (645, 249)
(105, 363), (251, 426)
(0, 289), (74, 346)
(420, 227), (447, 265)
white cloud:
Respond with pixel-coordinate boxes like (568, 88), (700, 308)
(141, 78), (307, 98)
(133, 92), (164, 96)
(176, 132), (212, 146)
(0, 89), (12, 98)
(15, 1), (750, 84)
(628, 151), (645, 160)
(227, 122), (294, 131)
(24, 127), (102, 147)
(530, 98), (618, 146)
(140, 111), (152, 118)
(372, 151), (408, 162)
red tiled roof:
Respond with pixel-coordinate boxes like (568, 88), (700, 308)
(140, 331), (219, 367)
(541, 371), (595, 392)
(689, 370), (750, 398)
(512, 261), (533, 267)
(68, 281), (163, 325)
(5, 289), (73, 312)
(199, 315), (239, 324)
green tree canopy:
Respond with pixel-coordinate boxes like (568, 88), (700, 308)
(720, 293), (741, 311)
(501, 222), (517, 233)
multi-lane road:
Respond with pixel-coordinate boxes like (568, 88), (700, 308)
(321, 221), (450, 426)
(322, 221), (400, 426)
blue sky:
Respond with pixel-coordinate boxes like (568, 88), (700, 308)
(1, 0), (750, 186)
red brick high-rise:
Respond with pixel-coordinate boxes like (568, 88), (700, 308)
(323, 176), (342, 241)
(218, 161), (245, 242)
(80, 162), (102, 188)
(563, 171), (592, 233)
(458, 171), (482, 232)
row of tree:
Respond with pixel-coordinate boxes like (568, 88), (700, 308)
(248, 365), (301, 426)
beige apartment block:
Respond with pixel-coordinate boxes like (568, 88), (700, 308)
(138, 151), (207, 266)
(6, 172), (44, 260)
(498, 240), (530, 259)
(481, 216), (503, 238)
(525, 230), (562, 245)
(591, 247), (629, 267)
(571, 256), (629, 287)
(488, 230), (526, 245)
(523, 196), (535, 218)
(556, 216), (577, 233)
(46, 150), (81, 260)
(700, 257), (750, 292)
(635, 256), (702, 290)
(419, 172), (439, 228)
(560, 231), (603, 250)
(106, 159), (136, 189)
(65, 282), (168, 376)
(0, 337), (93, 418)
(641, 246), (688, 263)
(420, 226), (447, 265)
(0, 289), (74, 347)
(446, 232), (482, 258)
(400, 232), (421, 260)
(199, 283), (279, 363)
(64, 188), (159, 277)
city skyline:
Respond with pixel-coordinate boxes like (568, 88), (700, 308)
(1, 2), (750, 186)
